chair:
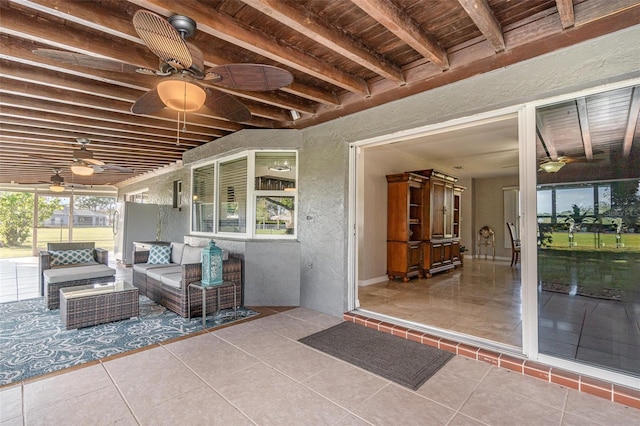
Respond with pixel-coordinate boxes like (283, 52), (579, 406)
(476, 226), (495, 260)
(506, 222), (521, 266)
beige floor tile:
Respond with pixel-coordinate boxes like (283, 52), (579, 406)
(0, 385), (22, 423)
(459, 386), (563, 425)
(333, 413), (374, 425)
(260, 344), (345, 382)
(563, 388), (640, 425)
(439, 356), (491, 382)
(283, 307), (344, 328)
(214, 326), (302, 360)
(215, 362), (348, 425)
(416, 368), (480, 410)
(103, 346), (205, 414)
(163, 333), (260, 384)
(25, 385), (135, 426)
(301, 361), (389, 410)
(252, 312), (325, 340)
(351, 383), (455, 425)
(447, 413), (489, 426)
(134, 385), (252, 425)
(23, 364), (113, 413)
(480, 367), (568, 409)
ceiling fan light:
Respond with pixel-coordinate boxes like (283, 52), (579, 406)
(539, 161), (565, 173)
(157, 78), (206, 112)
(71, 162), (95, 176)
(49, 184), (65, 192)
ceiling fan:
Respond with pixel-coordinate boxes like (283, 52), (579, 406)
(538, 150), (605, 173)
(33, 10), (294, 123)
(21, 168), (85, 192)
(31, 138), (134, 176)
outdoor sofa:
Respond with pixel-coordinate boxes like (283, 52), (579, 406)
(39, 242), (116, 309)
(132, 242), (242, 318)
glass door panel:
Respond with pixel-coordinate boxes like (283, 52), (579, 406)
(35, 195), (69, 252)
(536, 85), (640, 376)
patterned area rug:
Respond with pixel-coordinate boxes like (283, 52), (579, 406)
(0, 296), (258, 385)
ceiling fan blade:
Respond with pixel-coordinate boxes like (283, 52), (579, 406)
(131, 88), (166, 114)
(83, 158), (105, 166)
(101, 164), (134, 173)
(205, 64), (293, 91)
(133, 10), (192, 70)
(33, 49), (140, 73)
(203, 88), (252, 123)
(65, 183), (86, 188)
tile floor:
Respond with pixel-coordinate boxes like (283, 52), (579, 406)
(358, 258), (640, 376)
(2, 306), (640, 425)
(1, 255), (639, 423)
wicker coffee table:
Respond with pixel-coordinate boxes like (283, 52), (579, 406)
(60, 281), (139, 329)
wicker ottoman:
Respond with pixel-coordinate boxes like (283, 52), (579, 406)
(60, 281), (139, 329)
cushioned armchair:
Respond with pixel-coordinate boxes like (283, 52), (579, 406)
(39, 242), (115, 309)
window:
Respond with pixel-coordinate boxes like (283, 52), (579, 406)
(190, 151), (297, 238)
(192, 163), (215, 233)
(218, 157), (247, 234)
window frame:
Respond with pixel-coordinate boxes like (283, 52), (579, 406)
(190, 149), (298, 239)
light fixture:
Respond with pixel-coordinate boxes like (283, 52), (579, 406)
(268, 160), (291, 172)
(290, 110), (301, 120)
(157, 74), (206, 112)
(71, 161), (95, 176)
(539, 161), (566, 173)
(49, 184), (65, 192)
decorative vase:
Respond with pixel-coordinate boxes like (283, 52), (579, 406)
(201, 241), (223, 286)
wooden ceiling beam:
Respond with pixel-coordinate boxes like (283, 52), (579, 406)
(623, 86), (640, 158)
(0, 5), (323, 113)
(0, 123), (199, 151)
(350, 0), (449, 70)
(0, 93), (228, 137)
(575, 98), (594, 160)
(241, 0), (405, 84)
(555, 0), (575, 29)
(457, 0), (506, 52)
(0, 78), (247, 132)
(127, 0), (370, 96)
(0, 111), (217, 142)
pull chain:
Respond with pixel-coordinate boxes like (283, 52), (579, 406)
(176, 110), (181, 146)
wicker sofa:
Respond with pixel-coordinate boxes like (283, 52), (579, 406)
(132, 242), (242, 318)
(39, 242), (116, 309)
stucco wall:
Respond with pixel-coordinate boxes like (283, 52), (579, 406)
(119, 25), (640, 318)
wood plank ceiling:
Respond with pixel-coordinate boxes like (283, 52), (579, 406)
(0, 0), (638, 188)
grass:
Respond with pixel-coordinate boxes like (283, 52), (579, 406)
(0, 227), (114, 259)
(543, 231), (640, 252)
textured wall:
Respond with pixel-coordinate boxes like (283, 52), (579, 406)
(118, 26), (640, 318)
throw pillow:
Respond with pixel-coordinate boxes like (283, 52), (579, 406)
(50, 248), (94, 266)
(148, 245), (171, 264)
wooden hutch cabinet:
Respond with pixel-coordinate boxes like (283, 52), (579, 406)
(386, 173), (426, 282)
(387, 170), (464, 281)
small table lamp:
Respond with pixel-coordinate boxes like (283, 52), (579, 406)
(201, 241), (224, 286)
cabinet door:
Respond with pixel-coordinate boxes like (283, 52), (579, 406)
(451, 240), (461, 264)
(407, 243), (422, 270)
(442, 241), (452, 264)
(431, 242), (443, 267)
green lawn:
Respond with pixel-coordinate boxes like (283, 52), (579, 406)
(544, 231), (640, 252)
(0, 227), (114, 259)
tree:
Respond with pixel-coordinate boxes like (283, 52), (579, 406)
(0, 193), (61, 246)
(610, 180), (640, 232)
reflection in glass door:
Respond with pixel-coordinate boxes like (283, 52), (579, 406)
(536, 85), (640, 377)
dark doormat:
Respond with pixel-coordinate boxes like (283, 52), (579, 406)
(299, 321), (454, 390)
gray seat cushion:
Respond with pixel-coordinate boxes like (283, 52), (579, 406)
(43, 264), (115, 284)
(146, 265), (183, 281)
(160, 272), (183, 289)
(133, 262), (178, 274)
